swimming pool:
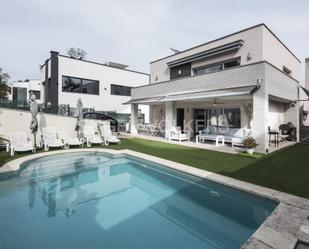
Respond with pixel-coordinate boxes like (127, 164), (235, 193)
(0, 152), (278, 249)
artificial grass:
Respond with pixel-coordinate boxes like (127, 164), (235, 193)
(1, 138), (308, 199)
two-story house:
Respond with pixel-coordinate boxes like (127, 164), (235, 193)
(40, 51), (150, 122)
(127, 24), (301, 153)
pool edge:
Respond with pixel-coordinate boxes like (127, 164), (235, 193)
(1, 148), (309, 249)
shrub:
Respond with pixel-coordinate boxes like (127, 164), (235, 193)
(243, 137), (258, 149)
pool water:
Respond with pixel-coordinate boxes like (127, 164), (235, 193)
(0, 152), (278, 249)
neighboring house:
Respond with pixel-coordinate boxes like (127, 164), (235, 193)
(40, 51), (150, 122)
(127, 23), (303, 153)
(9, 79), (43, 105)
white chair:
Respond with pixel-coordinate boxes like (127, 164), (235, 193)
(9, 132), (35, 156)
(83, 125), (104, 147)
(99, 125), (121, 145)
(65, 136), (84, 149)
(168, 126), (190, 142)
(42, 127), (65, 151)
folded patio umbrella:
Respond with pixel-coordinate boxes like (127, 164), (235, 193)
(74, 98), (83, 137)
(29, 93), (38, 147)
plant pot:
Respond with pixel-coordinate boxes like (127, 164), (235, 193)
(246, 148), (254, 154)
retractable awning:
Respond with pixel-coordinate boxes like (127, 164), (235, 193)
(125, 85), (257, 105)
(124, 96), (164, 104)
(159, 85), (256, 102)
(167, 40), (244, 67)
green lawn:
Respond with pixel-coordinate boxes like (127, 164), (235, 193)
(1, 138), (308, 199)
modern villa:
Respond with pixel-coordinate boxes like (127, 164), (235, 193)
(40, 51), (150, 122)
(1, 21), (309, 249)
(127, 24), (303, 153)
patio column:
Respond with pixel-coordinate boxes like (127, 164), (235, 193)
(252, 88), (269, 153)
(130, 104), (139, 135)
(165, 101), (176, 139)
(149, 105), (154, 124)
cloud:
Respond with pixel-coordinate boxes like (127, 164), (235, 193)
(0, 0), (308, 82)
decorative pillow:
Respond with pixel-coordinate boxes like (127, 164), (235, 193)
(243, 128), (252, 138)
(226, 128), (236, 136)
(202, 128), (209, 134)
(233, 128), (244, 138)
(209, 126), (217, 135)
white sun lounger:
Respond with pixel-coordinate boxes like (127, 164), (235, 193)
(9, 132), (35, 156)
(99, 125), (121, 145)
(42, 127), (65, 151)
(83, 125), (104, 147)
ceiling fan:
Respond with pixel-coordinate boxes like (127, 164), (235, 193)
(212, 99), (225, 107)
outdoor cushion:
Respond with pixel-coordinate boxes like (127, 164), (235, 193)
(243, 128), (252, 138)
(233, 128), (244, 138)
(226, 128), (236, 136)
(232, 137), (243, 144)
(202, 128), (209, 134)
(209, 126), (217, 134)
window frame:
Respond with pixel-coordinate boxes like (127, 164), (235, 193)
(62, 75), (100, 95)
(110, 84), (132, 96)
(193, 57), (241, 76)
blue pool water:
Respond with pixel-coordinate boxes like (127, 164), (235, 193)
(0, 152), (278, 249)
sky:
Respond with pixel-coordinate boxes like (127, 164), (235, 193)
(1, 0), (309, 83)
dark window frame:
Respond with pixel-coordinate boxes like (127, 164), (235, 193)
(29, 90), (41, 100)
(110, 84), (132, 96)
(62, 75), (99, 95)
(193, 57), (241, 76)
(283, 66), (291, 75)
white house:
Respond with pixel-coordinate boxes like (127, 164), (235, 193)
(9, 79), (44, 105)
(40, 51), (150, 122)
(127, 24), (304, 153)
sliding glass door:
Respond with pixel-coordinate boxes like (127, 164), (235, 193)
(194, 108), (240, 134)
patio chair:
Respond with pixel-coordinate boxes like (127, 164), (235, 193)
(83, 125), (104, 147)
(42, 127), (65, 151)
(168, 126), (190, 142)
(65, 136), (84, 149)
(99, 124), (121, 145)
(9, 132), (35, 156)
(279, 124), (289, 143)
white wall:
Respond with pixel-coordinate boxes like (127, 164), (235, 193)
(268, 100), (284, 130)
(57, 56), (150, 122)
(150, 25), (264, 83)
(305, 59), (309, 90)
(262, 26), (300, 81)
(0, 108), (76, 143)
(10, 80), (44, 104)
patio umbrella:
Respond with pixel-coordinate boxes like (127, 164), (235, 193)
(29, 93), (38, 148)
(74, 98), (83, 137)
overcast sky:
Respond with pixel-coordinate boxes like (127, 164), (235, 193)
(1, 0), (309, 83)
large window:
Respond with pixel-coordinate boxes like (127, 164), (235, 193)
(62, 76), (99, 95)
(194, 58), (240, 76)
(110, 84), (132, 96)
(194, 108), (241, 134)
(29, 90), (41, 100)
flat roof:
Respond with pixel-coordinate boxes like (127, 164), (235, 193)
(151, 23), (300, 64)
(41, 52), (150, 76)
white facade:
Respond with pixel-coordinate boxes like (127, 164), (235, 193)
(150, 24), (300, 83)
(40, 52), (150, 122)
(129, 24), (301, 153)
(9, 80), (44, 104)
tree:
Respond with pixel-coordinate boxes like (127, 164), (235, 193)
(0, 67), (10, 100)
(66, 47), (87, 60)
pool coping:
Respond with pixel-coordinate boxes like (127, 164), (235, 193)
(1, 148), (309, 249)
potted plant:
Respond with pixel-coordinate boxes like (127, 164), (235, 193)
(243, 137), (258, 154)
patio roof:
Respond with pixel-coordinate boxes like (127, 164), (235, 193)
(125, 85), (257, 104)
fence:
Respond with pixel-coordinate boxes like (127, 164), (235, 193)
(0, 99), (130, 122)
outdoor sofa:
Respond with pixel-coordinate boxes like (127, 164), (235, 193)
(196, 126), (251, 147)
